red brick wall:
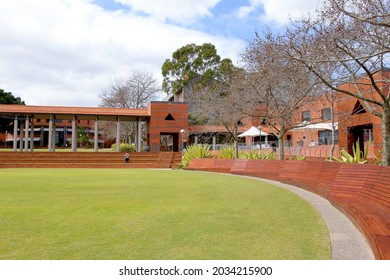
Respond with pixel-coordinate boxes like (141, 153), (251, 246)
(284, 95), (336, 147)
(148, 101), (188, 152)
(336, 70), (387, 156)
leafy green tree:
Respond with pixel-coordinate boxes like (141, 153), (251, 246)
(162, 43), (244, 156)
(161, 43), (233, 95)
(77, 126), (90, 148)
(0, 89), (25, 133)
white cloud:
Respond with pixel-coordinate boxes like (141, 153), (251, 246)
(0, 0), (243, 106)
(238, 0), (323, 25)
(238, 0), (262, 19)
(116, 0), (221, 24)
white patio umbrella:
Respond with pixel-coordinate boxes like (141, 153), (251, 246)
(238, 126), (269, 148)
(238, 126), (269, 137)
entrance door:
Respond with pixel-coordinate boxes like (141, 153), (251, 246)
(347, 124), (373, 154)
(160, 133), (179, 152)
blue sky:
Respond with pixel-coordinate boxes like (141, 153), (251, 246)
(93, 0), (269, 38)
(0, 0), (323, 106)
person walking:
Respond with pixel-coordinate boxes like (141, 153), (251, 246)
(271, 142), (277, 153)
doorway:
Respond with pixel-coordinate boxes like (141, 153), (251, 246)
(160, 133), (179, 152)
(347, 124), (373, 154)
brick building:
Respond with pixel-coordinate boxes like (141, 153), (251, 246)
(336, 69), (389, 157)
(0, 102), (190, 152)
(1, 70), (388, 157)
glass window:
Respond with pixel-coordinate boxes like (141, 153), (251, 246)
(302, 111), (311, 122)
(321, 108), (332, 121)
(318, 130), (338, 145)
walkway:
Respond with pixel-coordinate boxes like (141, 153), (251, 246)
(253, 177), (374, 260)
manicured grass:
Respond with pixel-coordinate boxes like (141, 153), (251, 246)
(0, 169), (330, 260)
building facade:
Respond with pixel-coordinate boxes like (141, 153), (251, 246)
(1, 70), (388, 157)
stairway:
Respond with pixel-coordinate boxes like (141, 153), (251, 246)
(0, 152), (182, 169)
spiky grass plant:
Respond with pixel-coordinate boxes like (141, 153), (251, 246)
(181, 144), (213, 167)
(329, 139), (369, 164)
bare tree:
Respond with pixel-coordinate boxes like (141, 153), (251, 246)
(285, 0), (390, 164)
(242, 33), (321, 159)
(185, 67), (250, 157)
(100, 70), (161, 109)
(99, 70), (161, 144)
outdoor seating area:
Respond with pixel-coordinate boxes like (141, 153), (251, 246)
(0, 152), (182, 169)
(185, 158), (390, 260)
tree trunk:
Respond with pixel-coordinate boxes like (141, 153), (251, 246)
(330, 107), (336, 158)
(278, 137), (284, 160)
(234, 139), (239, 159)
(382, 107), (390, 166)
(277, 126), (286, 160)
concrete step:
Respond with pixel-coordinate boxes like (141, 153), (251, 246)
(0, 152), (182, 168)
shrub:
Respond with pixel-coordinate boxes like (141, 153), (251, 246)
(218, 145), (235, 159)
(329, 139), (368, 164)
(111, 143), (136, 152)
(239, 150), (278, 160)
(292, 155), (307, 161)
(181, 144), (213, 167)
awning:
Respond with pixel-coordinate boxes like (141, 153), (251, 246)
(293, 122), (338, 130)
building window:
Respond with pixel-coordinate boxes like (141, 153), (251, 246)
(302, 111), (311, 122)
(36, 118), (41, 123)
(318, 130), (338, 145)
(165, 113), (175, 121)
(321, 108), (332, 121)
(352, 100), (367, 115)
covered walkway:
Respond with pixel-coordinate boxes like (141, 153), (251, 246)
(0, 104), (149, 152)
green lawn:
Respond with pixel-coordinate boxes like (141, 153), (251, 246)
(0, 169), (330, 260)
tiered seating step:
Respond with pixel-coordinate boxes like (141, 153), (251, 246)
(0, 152), (182, 169)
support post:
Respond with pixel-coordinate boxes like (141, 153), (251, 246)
(40, 127), (44, 147)
(13, 116), (18, 151)
(72, 115), (77, 152)
(212, 135), (216, 151)
(30, 121), (34, 152)
(52, 124), (56, 152)
(24, 116), (29, 151)
(136, 118), (142, 152)
(94, 116), (99, 152)
(19, 122), (24, 152)
(116, 116), (120, 152)
(48, 116), (53, 152)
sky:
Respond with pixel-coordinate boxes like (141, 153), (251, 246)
(0, 0), (323, 107)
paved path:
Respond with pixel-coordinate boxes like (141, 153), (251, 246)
(255, 178), (374, 260)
